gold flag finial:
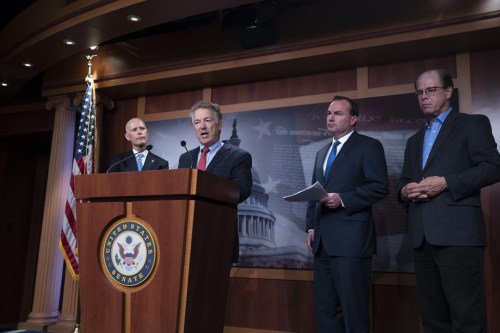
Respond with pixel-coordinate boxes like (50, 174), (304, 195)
(85, 54), (97, 77)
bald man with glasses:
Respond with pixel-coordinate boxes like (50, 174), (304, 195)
(398, 69), (500, 333)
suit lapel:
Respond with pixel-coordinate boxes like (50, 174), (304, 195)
(423, 110), (458, 171)
(323, 131), (357, 185)
(206, 143), (230, 172)
(414, 128), (425, 172)
(317, 144), (329, 185)
(142, 153), (155, 170)
(125, 151), (138, 171)
(190, 148), (200, 169)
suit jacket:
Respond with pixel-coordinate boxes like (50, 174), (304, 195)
(178, 141), (253, 203)
(306, 131), (389, 257)
(178, 141), (252, 263)
(108, 150), (169, 173)
(397, 110), (500, 248)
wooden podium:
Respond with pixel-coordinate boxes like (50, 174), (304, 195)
(74, 169), (240, 333)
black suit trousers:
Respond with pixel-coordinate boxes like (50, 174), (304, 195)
(314, 242), (372, 333)
(413, 240), (486, 333)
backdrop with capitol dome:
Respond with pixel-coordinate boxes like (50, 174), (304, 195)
(147, 91), (460, 272)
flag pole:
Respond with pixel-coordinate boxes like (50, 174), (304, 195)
(72, 292), (81, 333)
(85, 54), (98, 174)
(71, 54), (97, 333)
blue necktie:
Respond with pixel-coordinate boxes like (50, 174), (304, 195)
(324, 141), (341, 180)
(136, 153), (144, 171)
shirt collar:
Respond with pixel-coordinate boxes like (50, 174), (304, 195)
(426, 107), (452, 129)
(199, 140), (222, 152)
(132, 149), (148, 158)
(334, 130), (354, 145)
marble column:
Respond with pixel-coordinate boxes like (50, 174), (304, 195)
(47, 273), (79, 333)
(18, 96), (76, 331)
(46, 93), (114, 333)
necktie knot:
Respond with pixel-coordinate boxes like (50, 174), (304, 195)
(198, 146), (210, 171)
(333, 140), (341, 151)
(136, 153), (144, 171)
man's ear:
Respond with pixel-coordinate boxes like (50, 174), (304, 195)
(351, 116), (358, 126)
(124, 132), (131, 141)
(446, 86), (453, 99)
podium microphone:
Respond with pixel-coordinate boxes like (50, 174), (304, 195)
(180, 140), (194, 168)
(106, 144), (153, 173)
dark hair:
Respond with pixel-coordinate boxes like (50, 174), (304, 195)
(190, 100), (223, 123)
(332, 95), (359, 117)
(415, 69), (454, 90)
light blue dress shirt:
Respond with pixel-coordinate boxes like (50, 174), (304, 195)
(422, 107), (452, 168)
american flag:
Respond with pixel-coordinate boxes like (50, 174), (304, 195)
(59, 74), (96, 280)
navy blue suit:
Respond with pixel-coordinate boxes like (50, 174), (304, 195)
(178, 141), (252, 262)
(108, 150), (169, 173)
(397, 110), (500, 332)
(306, 131), (388, 333)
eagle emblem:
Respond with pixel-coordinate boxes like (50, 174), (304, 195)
(117, 240), (141, 271)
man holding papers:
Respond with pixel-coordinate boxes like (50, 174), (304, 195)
(305, 95), (388, 333)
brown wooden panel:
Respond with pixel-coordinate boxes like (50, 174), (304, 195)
(0, 138), (48, 326)
(0, 108), (54, 136)
(130, 200), (190, 333)
(75, 169), (239, 205)
(185, 200), (236, 332)
(482, 184), (500, 333)
(372, 285), (421, 333)
(78, 201), (126, 333)
(470, 47), (500, 333)
(145, 90), (204, 114)
(470, 48), (500, 117)
(213, 69), (357, 105)
(368, 55), (457, 88)
(224, 276), (315, 333)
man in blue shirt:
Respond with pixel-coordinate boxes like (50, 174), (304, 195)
(398, 69), (500, 332)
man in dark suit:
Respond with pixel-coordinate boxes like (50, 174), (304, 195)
(306, 95), (389, 333)
(398, 69), (500, 333)
(108, 117), (169, 172)
(178, 101), (252, 261)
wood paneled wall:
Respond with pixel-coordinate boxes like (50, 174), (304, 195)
(470, 48), (500, 333)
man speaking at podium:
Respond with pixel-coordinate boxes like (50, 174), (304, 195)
(178, 101), (253, 262)
(108, 117), (169, 173)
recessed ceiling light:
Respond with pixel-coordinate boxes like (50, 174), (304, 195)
(1, 82), (8, 87)
(22, 62), (33, 68)
(63, 39), (76, 45)
(127, 15), (141, 22)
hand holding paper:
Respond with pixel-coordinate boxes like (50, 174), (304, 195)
(283, 181), (328, 202)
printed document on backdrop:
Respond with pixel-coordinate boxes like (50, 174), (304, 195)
(283, 181), (328, 202)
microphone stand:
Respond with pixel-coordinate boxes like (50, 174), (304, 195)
(180, 141), (194, 168)
(106, 145), (153, 173)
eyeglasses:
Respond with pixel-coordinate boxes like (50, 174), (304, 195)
(415, 86), (445, 98)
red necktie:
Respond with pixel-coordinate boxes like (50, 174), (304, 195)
(197, 146), (210, 171)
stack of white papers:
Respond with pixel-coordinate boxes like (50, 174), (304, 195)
(283, 181), (327, 202)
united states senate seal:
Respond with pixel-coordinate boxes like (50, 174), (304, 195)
(101, 219), (157, 288)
